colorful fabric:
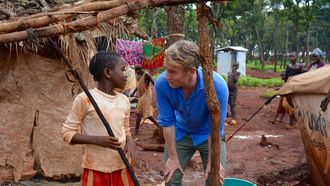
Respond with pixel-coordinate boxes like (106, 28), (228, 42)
(115, 39), (143, 66)
(143, 38), (165, 69)
(82, 168), (134, 186)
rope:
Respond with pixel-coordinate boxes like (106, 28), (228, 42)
(226, 95), (277, 142)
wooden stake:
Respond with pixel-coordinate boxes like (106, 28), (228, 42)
(197, 1), (222, 186)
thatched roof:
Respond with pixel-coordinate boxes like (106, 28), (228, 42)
(0, 0), (79, 20)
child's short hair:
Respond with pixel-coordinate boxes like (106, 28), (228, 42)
(232, 63), (239, 68)
(89, 51), (123, 81)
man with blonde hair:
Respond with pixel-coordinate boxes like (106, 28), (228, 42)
(155, 40), (228, 185)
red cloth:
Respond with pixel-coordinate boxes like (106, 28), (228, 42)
(82, 168), (134, 186)
(143, 38), (165, 69)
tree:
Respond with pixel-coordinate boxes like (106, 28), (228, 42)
(166, 5), (185, 45)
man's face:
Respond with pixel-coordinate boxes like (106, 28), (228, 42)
(165, 65), (193, 88)
(311, 55), (320, 63)
(289, 54), (297, 62)
(232, 65), (238, 71)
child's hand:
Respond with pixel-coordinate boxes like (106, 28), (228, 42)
(125, 136), (137, 163)
(94, 136), (121, 150)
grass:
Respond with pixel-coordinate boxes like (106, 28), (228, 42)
(259, 89), (277, 98)
(238, 76), (284, 87)
(247, 60), (287, 73)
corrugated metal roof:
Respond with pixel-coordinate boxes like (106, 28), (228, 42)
(216, 46), (248, 52)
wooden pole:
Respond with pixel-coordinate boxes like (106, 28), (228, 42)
(0, 0), (127, 34)
(0, 0), (225, 44)
(197, 1), (222, 186)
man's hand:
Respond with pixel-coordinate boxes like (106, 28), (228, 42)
(204, 162), (225, 184)
(125, 136), (138, 163)
(163, 158), (184, 183)
(93, 136), (121, 150)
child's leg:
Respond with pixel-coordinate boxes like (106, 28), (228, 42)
(135, 113), (142, 134)
(231, 89), (237, 119)
(148, 116), (158, 127)
(228, 91), (233, 118)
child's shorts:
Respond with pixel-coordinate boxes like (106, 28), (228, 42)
(82, 168), (134, 186)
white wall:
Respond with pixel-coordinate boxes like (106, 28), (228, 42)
(216, 51), (246, 76)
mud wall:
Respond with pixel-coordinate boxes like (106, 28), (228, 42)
(0, 48), (84, 182)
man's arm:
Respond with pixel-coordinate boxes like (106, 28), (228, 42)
(154, 75), (182, 182)
(163, 126), (184, 182)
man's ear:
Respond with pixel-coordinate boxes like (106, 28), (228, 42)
(104, 68), (112, 79)
(190, 66), (197, 74)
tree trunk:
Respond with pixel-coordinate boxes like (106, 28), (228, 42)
(197, 2), (222, 186)
(151, 8), (159, 38)
(294, 11), (299, 55)
(306, 21), (311, 63)
(144, 8), (151, 36)
(273, 21), (279, 72)
(255, 27), (265, 70)
(283, 16), (289, 69)
(166, 5), (185, 46)
(210, 2), (224, 62)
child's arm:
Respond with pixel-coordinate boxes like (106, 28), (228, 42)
(123, 98), (137, 162)
(62, 94), (121, 150)
(71, 134), (121, 150)
(232, 71), (240, 83)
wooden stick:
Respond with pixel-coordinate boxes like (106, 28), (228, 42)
(0, 0), (128, 34)
(27, 11), (97, 18)
(0, 0), (225, 44)
(197, 1), (222, 186)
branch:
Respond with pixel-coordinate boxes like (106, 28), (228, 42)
(197, 1), (222, 186)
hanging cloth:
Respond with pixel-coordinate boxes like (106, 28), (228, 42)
(115, 39), (143, 66)
(143, 38), (165, 69)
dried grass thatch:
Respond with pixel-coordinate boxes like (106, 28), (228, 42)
(0, 0), (79, 20)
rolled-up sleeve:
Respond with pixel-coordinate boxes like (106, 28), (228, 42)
(62, 94), (88, 144)
(155, 77), (175, 127)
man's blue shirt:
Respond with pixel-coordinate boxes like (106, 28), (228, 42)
(155, 68), (229, 146)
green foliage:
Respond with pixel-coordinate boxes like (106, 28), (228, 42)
(259, 89), (277, 98)
(238, 76), (284, 87)
(246, 61), (286, 72)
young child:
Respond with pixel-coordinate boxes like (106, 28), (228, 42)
(227, 63), (241, 125)
(133, 66), (158, 135)
(62, 51), (136, 186)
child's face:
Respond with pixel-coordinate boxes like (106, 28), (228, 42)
(109, 59), (127, 89)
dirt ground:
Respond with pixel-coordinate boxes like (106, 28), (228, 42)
(2, 70), (314, 186)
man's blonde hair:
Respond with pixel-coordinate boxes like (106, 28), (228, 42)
(164, 40), (200, 70)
